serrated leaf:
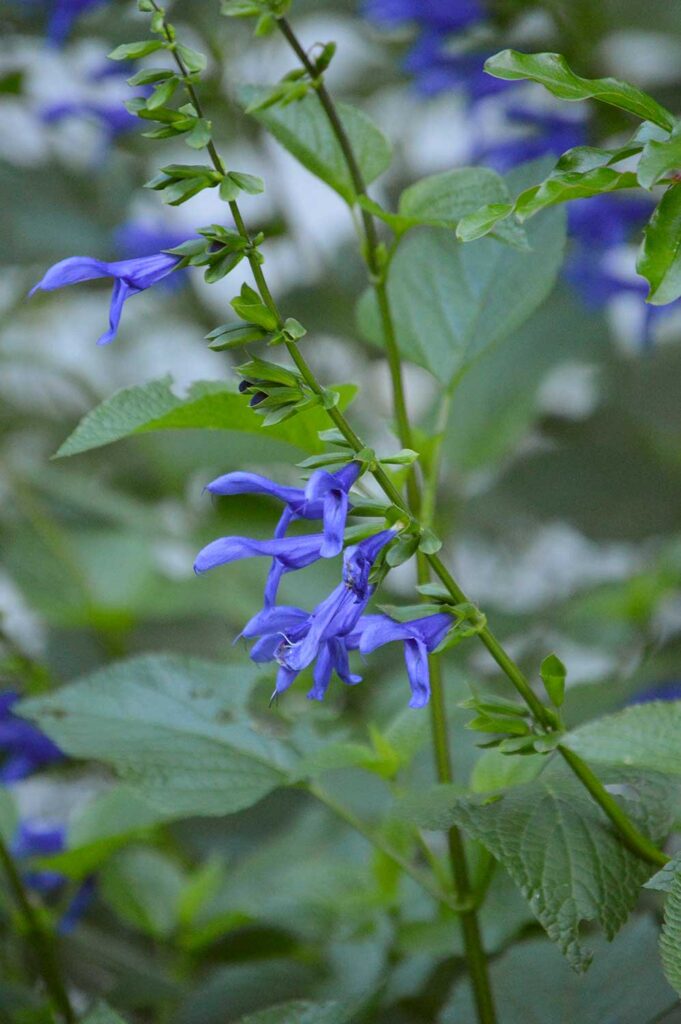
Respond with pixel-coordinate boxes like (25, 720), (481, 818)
(238, 86), (391, 204)
(638, 128), (681, 189)
(637, 184), (681, 304)
(442, 916), (677, 1024)
(358, 161), (565, 385)
(18, 654), (293, 819)
(400, 762), (677, 970)
(55, 376), (356, 458)
(485, 50), (675, 131)
(661, 871), (681, 996)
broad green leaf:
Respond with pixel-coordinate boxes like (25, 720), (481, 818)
(0, 787), (17, 844)
(645, 852), (681, 893)
(401, 762), (676, 970)
(638, 128), (681, 189)
(396, 167), (528, 248)
(637, 184), (681, 304)
(358, 162), (566, 385)
(442, 916), (676, 1023)
(238, 87), (391, 204)
(18, 655), (292, 819)
(55, 376), (356, 457)
(101, 846), (185, 939)
(457, 168), (637, 241)
(238, 1001), (352, 1024)
(81, 1004), (129, 1024)
(660, 871), (681, 996)
(471, 748), (544, 792)
(485, 50), (675, 131)
(565, 700), (681, 775)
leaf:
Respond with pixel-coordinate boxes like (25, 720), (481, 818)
(358, 162), (566, 385)
(238, 1001), (353, 1024)
(485, 50), (675, 131)
(645, 852), (681, 893)
(457, 168), (638, 241)
(18, 655), (292, 819)
(660, 871), (681, 996)
(0, 787), (17, 844)
(55, 376), (357, 458)
(397, 167), (528, 248)
(81, 1004), (129, 1024)
(565, 700), (681, 776)
(442, 916), (677, 1024)
(638, 128), (681, 189)
(101, 846), (185, 939)
(540, 653), (567, 707)
(400, 762), (677, 970)
(238, 86), (391, 204)
(637, 184), (681, 304)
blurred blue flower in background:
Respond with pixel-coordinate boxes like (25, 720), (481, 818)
(0, 692), (63, 783)
(46, 0), (109, 45)
(30, 250), (183, 345)
(12, 820), (96, 933)
(478, 105), (588, 171)
(629, 680), (681, 704)
(41, 99), (138, 141)
(114, 222), (190, 261)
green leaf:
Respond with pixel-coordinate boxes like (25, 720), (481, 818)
(398, 167), (528, 248)
(108, 40), (165, 61)
(18, 654), (293, 819)
(638, 128), (681, 189)
(55, 376), (357, 458)
(637, 184), (681, 304)
(401, 762), (677, 970)
(442, 916), (677, 1024)
(564, 700), (681, 775)
(238, 86), (392, 204)
(644, 852), (681, 893)
(81, 1003), (129, 1024)
(237, 1002), (352, 1024)
(457, 168), (638, 241)
(540, 653), (567, 707)
(101, 846), (184, 939)
(228, 171), (265, 195)
(358, 161), (566, 385)
(661, 872), (681, 997)
(485, 50), (675, 131)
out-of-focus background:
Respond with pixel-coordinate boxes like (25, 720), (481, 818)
(3, 1), (681, 1021)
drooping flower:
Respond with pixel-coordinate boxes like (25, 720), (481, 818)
(0, 692), (63, 783)
(30, 250), (183, 345)
(197, 463), (361, 604)
(240, 530), (395, 701)
(356, 612), (453, 708)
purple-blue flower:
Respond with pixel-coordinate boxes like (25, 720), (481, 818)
(46, 0), (109, 44)
(629, 680), (681, 704)
(356, 612), (453, 708)
(240, 529), (394, 701)
(30, 250), (183, 345)
(114, 222), (190, 261)
(0, 692), (63, 783)
(197, 463), (361, 604)
(11, 819), (96, 932)
(41, 100), (138, 141)
(478, 105), (588, 172)
(364, 0), (486, 33)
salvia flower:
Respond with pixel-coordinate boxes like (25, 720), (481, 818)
(41, 100), (139, 141)
(30, 250), (183, 345)
(0, 691), (63, 783)
(364, 0), (486, 34)
(12, 819), (96, 933)
(197, 462), (361, 604)
(46, 0), (109, 45)
(240, 529), (394, 702)
(356, 611), (453, 708)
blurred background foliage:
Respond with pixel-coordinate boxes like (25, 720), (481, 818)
(2, 0), (681, 1021)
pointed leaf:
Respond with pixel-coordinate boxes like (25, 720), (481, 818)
(637, 184), (681, 304)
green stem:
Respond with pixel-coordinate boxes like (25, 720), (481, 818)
(307, 783), (469, 914)
(153, 4), (668, 871)
(0, 834), (75, 1023)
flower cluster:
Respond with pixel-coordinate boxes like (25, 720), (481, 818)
(194, 465), (453, 707)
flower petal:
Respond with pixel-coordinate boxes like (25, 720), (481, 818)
(194, 533), (325, 574)
(307, 642), (334, 701)
(205, 471), (303, 507)
(404, 638), (431, 708)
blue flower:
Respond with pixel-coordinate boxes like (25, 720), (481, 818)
(364, 0), (486, 33)
(0, 692), (63, 783)
(41, 100), (138, 141)
(356, 612), (453, 708)
(629, 680), (681, 704)
(197, 463), (361, 604)
(478, 105), (588, 172)
(46, 0), (109, 45)
(30, 250), (183, 345)
(114, 222), (191, 261)
(240, 530), (394, 701)
(11, 819), (96, 933)
(403, 36), (503, 99)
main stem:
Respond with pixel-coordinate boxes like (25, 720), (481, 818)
(0, 834), (75, 1024)
(158, 5), (668, 870)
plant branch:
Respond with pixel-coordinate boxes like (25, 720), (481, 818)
(150, 2), (668, 872)
(0, 833), (75, 1024)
